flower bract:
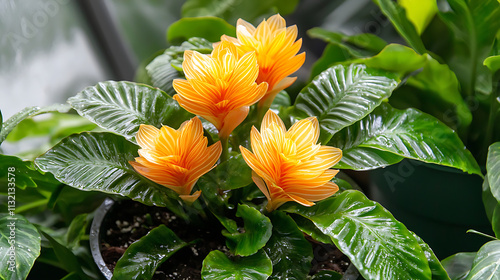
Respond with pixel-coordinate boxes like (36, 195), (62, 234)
(173, 41), (268, 139)
(240, 110), (342, 211)
(221, 14), (305, 108)
(130, 117), (222, 202)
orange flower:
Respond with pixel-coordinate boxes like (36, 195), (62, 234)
(221, 14), (305, 108)
(240, 111), (342, 211)
(130, 117), (222, 202)
(172, 41), (268, 139)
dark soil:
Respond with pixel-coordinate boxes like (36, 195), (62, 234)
(100, 199), (350, 279)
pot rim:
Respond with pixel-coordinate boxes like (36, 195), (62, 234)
(90, 197), (115, 280)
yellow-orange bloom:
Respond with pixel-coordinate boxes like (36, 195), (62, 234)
(240, 111), (342, 211)
(130, 117), (222, 202)
(173, 41), (268, 139)
(221, 14), (305, 108)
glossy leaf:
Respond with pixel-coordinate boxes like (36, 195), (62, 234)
(0, 154), (58, 190)
(328, 103), (482, 175)
(466, 240), (500, 280)
(264, 211), (313, 280)
(0, 104), (71, 144)
(398, 0), (437, 34)
(283, 190), (432, 280)
(0, 214), (41, 280)
(413, 233), (451, 280)
(352, 44), (472, 129)
(68, 81), (191, 143)
(293, 64), (399, 143)
(167, 16), (235, 44)
(222, 204), (272, 256)
(112, 225), (191, 280)
(487, 142), (500, 201)
(201, 250), (273, 280)
(332, 146), (404, 171)
(182, 0), (298, 25)
(441, 253), (476, 280)
(146, 37), (212, 96)
(291, 214), (333, 245)
(35, 132), (185, 211)
(372, 0), (426, 54)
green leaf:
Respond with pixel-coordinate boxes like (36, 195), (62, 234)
(210, 154), (253, 190)
(403, 54), (472, 130)
(292, 64), (399, 143)
(167, 17), (235, 44)
(68, 81), (191, 143)
(413, 233), (451, 280)
(0, 104), (71, 144)
(146, 37), (213, 96)
(34, 132), (185, 210)
(270, 91), (291, 111)
(0, 214), (41, 280)
(349, 44), (472, 130)
(222, 204), (272, 256)
(441, 252), (476, 280)
(264, 211), (312, 280)
(311, 270), (343, 280)
(482, 177), (497, 223)
(291, 214), (333, 245)
(112, 225), (191, 280)
(331, 146), (404, 171)
(308, 28), (387, 54)
(328, 103), (482, 175)
(38, 228), (87, 278)
(487, 142), (500, 201)
(466, 240), (500, 280)
(310, 44), (355, 80)
(0, 154), (58, 190)
(484, 55), (500, 73)
(5, 113), (97, 143)
(201, 250), (273, 280)
(282, 190), (432, 280)
(372, 0), (427, 54)
(438, 0), (500, 96)
(182, 0), (299, 25)
(353, 44), (426, 75)
(398, 0), (438, 34)
(64, 214), (88, 249)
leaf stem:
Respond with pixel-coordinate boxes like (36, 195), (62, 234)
(16, 199), (49, 213)
(220, 136), (229, 163)
(467, 229), (498, 240)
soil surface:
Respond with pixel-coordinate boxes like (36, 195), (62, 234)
(100, 199), (350, 279)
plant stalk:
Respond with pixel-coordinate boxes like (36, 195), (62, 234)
(220, 136), (229, 163)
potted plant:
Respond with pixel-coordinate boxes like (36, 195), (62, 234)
(302, 0), (500, 257)
(0, 2), (488, 280)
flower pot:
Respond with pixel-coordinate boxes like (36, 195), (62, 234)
(90, 198), (362, 280)
(368, 159), (492, 259)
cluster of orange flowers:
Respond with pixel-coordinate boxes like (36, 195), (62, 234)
(131, 14), (342, 211)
